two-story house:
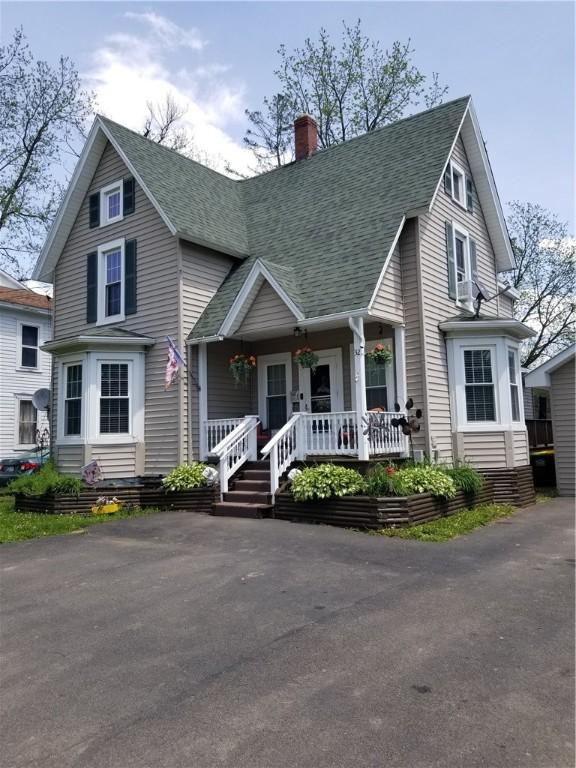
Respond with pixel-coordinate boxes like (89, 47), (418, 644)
(0, 270), (52, 457)
(33, 96), (534, 506)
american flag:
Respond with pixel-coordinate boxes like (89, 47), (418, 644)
(165, 336), (185, 390)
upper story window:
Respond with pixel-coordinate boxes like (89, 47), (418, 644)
(100, 181), (123, 226)
(20, 324), (39, 368)
(96, 239), (125, 325)
(89, 177), (135, 229)
(18, 400), (37, 445)
(446, 222), (478, 310)
(444, 160), (474, 213)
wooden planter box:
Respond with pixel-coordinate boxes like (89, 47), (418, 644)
(14, 485), (217, 515)
(274, 480), (494, 529)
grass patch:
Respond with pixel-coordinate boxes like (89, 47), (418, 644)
(373, 503), (516, 542)
(0, 495), (157, 544)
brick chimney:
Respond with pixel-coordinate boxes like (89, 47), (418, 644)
(294, 114), (318, 161)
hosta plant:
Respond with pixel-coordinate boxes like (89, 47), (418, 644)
(162, 463), (209, 492)
(291, 464), (365, 502)
(391, 465), (457, 499)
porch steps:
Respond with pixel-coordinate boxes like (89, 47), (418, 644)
(212, 461), (273, 519)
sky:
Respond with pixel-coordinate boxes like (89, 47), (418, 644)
(2, 1), (574, 229)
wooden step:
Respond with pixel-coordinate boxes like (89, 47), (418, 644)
(223, 490), (272, 504)
(231, 479), (270, 492)
(212, 502), (272, 519)
(243, 460), (270, 470)
(242, 469), (271, 481)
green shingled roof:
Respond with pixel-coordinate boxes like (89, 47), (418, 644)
(100, 117), (249, 257)
(103, 97), (471, 339)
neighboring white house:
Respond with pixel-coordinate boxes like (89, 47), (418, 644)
(0, 274), (52, 457)
(524, 344), (576, 497)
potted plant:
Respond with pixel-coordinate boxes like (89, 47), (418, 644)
(294, 346), (319, 369)
(229, 353), (256, 385)
(91, 496), (123, 515)
(366, 343), (393, 365)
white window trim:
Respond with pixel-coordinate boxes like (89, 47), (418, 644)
(14, 395), (38, 448)
(257, 352), (293, 431)
(508, 346), (523, 424)
(451, 222), (474, 311)
(446, 335), (524, 432)
(97, 237), (125, 326)
(100, 179), (124, 227)
(17, 321), (41, 372)
(349, 341), (396, 412)
(56, 351), (144, 445)
(449, 160), (468, 210)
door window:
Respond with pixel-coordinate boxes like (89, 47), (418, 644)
(310, 364), (332, 413)
(266, 364), (287, 430)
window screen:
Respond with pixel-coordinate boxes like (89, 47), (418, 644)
(100, 363), (129, 433)
(464, 349), (495, 421)
(65, 364), (82, 436)
(18, 400), (37, 444)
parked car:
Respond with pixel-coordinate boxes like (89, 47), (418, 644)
(0, 451), (49, 488)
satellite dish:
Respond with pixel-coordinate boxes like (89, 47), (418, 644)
(472, 280), (494, 302)
(32, 388), (51, 411)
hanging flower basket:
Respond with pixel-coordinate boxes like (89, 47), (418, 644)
(229, 353), (256, 385)
(366, 343), (393, 365)
(294, 346), (319, 370)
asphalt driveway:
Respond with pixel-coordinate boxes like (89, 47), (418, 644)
(1, 498), (574, 768)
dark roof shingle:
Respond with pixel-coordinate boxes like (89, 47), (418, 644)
(0, 288), (51, 311)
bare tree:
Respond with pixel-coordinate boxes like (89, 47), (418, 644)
(243, 20), (448, 170)
(505, 201), (575, 368)
(141, 93), (190, 154)
(0, 28), (94, 277)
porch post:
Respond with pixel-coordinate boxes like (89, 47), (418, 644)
(394, 326), (407, 408)
(198, 342), (208, 459)
(348, 316), (370, 461)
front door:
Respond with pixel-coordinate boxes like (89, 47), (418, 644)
(299, 348), (344, 414)
(258, 353), (292, 431)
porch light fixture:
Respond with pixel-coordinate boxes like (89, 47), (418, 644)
(293, 326), (303, 337)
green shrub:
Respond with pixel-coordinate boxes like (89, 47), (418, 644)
(291, 464), (365, 502)
(443, 464), (484, 495)
(390, 465), (457, 499)
(8, 463), (84, 497)
(162, 462), (208, 492)
(364, 462), (398, 496)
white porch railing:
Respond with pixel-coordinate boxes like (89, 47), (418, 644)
(260, 410), (404, 495)
(260, 413), (302, 496)
(204, 418), (243, 454)
(209, 416), (259, 496)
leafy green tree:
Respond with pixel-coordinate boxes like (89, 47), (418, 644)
(0, 28), (94, 278)
(506, 201), (575, 368)
(243, 20), (448, 170)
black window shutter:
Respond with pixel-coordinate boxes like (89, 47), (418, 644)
(466, 177), (474, 212)
(125, 239), (137, 315)
(445, 222), (456, 300)
(123, 177), (135, 216)
(89, 193), (100, 228)
(86, 252), (98, 323)
(470, 239), (478, 283)
(444, 164), (452, 196)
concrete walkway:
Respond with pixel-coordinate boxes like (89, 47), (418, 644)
(1, 497), (574, 767)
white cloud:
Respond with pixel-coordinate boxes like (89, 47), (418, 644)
(84, 13), (254, 176)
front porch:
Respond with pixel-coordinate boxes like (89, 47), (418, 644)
(191, 318), (408, 497)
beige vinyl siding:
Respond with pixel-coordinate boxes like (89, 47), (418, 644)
(236, 282), (297, 336)
(87, 443), (142, 479)
(513, 430), (529, 466)
(370, 244), (404, 325)
(207, 339), (254, 419)
(53, 141), (179, 475)
(55, 444), (85, 475)
(418, 135), (505, 462)
(458, 432), (508, 469)
(499, 294), (514, 318)
(550, 359), (575, 496)
(398, 219), (426, 454)
(180, 241), (234, 462)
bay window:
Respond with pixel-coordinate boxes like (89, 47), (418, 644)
(464, 349), (496, 422)
(508, 349), (521, 422)
(100, 363), (130, 434)
(64, 363), (83, 436)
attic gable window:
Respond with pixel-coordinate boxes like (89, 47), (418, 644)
(100, 180), (123, 226)
(444, 161), (474, 213)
